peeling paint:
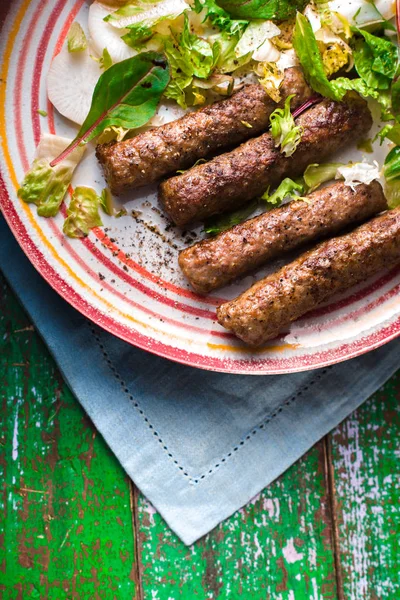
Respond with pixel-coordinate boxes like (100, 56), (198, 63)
(282, 538), (304, 564)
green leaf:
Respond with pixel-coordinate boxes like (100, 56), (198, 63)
(180, 14), (214, 78)
(203, 200), (258, 235)
(100, 188), (114, 216)
(211, 30), (247, 73)
(214, 0), (308, 21)
(383, 146), (400, 182)
(292, 13), (390, 106)
(303, 162), (344, 192)
(391, 77), (400, 118)
(51, 52), (170, 166)
(67, 22), (87, 53)
(352, 38), (391, 91)
(355, 30), (397, 80)
(163, 15), (215, 108)
(261, 177), (305, 207)
(269, 94), (302, 157)
(383, 146), (400, 208)
(122, 23), (155, 49)
(383, 147), (400, 208)
(63, 187), (103, 238)
(292, 12), (345, 101)
(384, 180), (400, 208)
(376, 123), (400, 146)
(99, 48), (113, 70)
(194, 0), (247, 35)
(104, 3), (150, 22)
(18, 160), (74, 218)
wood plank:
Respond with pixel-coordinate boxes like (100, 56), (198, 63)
(0, 275), (139, 599)
(135, 440), (338, 599)
(330, 372), (399, 600)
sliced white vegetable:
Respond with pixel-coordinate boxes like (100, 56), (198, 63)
(276, 48), (299, 71)
(235, 21), (281, 59)
(88, 2), (136, 63)
(105, 0), (188, 29)
(329, 0), (395, 26)
(303, 4), (322, 32)
(47, 44), (102, 125)
(35, 133), (86, 168)
(253, 39), (281, 62)
(336, 161), (380, 190)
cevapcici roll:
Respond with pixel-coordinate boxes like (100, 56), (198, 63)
(179, 181), (387, 293)
(96, 67), (312, 194)
(159, 95), (372, 227)
(217, 206), (400, 347)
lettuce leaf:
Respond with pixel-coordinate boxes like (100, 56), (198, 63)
(269, 95), (302, 157)
(63, 187), (103, 238)
(261, 177), (305, 207)
(18, 134), (86, 217)
(353, 37), (391, 91)
(211, 30), (248, 73)
(355, 30), (397, 80)
(67, 22), (87, 53)
(215, 0), (308, 21)
(303, 162), (344, 192)
(292, 12), (393, 105)
(100, 188), (114, 216)
(203, 200), (259, 235)
(383, 147), (400, 208)
(164, 14), (215, 108)
(292, 12), (345, 101)
(194, 0), (247, 35)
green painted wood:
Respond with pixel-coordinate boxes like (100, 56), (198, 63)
(330, 372), (400, 600)
(0, 275), (138, 600)
(0, 270), (399, 600)
(136, 440), (338, 599)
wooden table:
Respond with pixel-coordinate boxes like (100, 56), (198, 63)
(0, 272), (398, 599)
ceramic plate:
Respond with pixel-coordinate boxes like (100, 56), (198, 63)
(1, 0), (399, 374)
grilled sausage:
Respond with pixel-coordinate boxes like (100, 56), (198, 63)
(179, 181), (387, 293)
(160, 95), (372, 227)
(217, 206), (400, 346)
(96, 67), (312, 194)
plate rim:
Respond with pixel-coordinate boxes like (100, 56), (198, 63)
(1, 0), (399, 375)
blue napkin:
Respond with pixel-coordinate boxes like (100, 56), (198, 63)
(0, 215), (398, 545)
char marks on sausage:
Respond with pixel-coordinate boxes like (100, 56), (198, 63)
(160, 94), (373, 227)
(217, 206), (400, 346)
(96, 67), (312, 194)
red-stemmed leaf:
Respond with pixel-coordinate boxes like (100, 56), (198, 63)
(50, 51), (169, 167)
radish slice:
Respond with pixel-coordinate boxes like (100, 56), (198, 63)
(328, 0), (395, 25)
(88, 2), (136, 63)
(47, 44), (102, 125)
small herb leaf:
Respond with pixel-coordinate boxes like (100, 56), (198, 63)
(51, 51), (170, 166)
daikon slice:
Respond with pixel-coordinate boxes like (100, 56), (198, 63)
(88, 2), (136, 63)
(47, 44), (102, 125)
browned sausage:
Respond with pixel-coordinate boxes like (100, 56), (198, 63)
(217, 206), (400, 346)
(159, 95), (372, 227)
(96, 67), (312, 194)
(179, 181), (387, 293)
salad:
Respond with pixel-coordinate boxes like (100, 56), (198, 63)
(18, 0), (400, 238)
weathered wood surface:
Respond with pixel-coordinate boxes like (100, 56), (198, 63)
(0, 272), (398, 599)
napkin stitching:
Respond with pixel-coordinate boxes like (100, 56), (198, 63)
(89, 323), (331, 485)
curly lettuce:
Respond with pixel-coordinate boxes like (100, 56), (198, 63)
(269, 95), (302, 157)
(18, 134), (86, 217)
(63, 186), (103, 238)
